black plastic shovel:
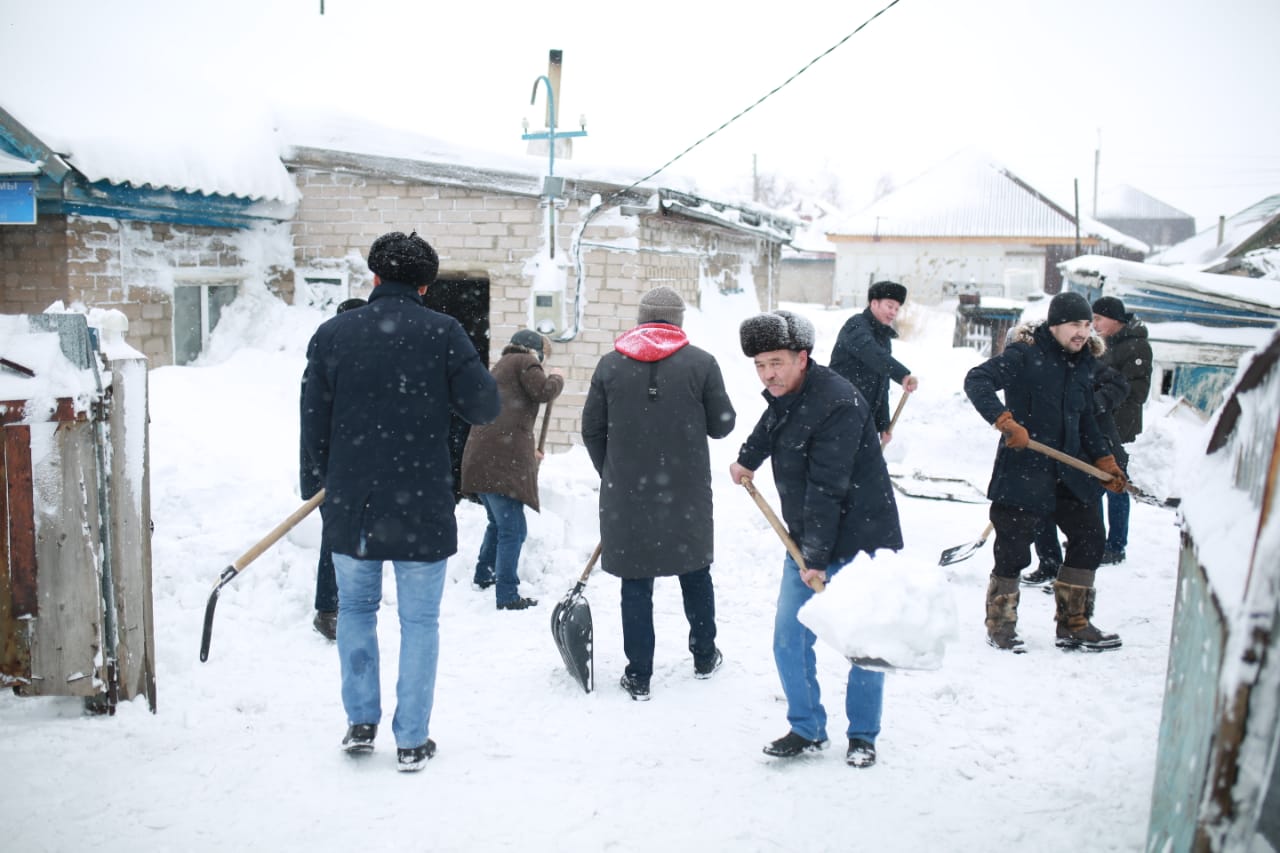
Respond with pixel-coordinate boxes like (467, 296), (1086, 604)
(550, 543), (602, 693)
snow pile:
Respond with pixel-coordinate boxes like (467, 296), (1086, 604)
(799, 551), (959, 670)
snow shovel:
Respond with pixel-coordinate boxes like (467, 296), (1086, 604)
(741, 479), (914, 671)
(550, 542), (602, 693)
(199, 489), (325, 662)
(939, 521), (994, 566)
(880, 391), (909, 448)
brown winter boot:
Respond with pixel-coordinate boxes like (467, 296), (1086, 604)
(1053, 567), (1122, 651)
(984, 575), (1025, 653)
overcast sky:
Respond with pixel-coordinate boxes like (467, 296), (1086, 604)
(3, 0), (1277, 230)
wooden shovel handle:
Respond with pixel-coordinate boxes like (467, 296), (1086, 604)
(1025, 439), (1112, 482)
(881, 392), (909, 448)
(577, 542), (603, 584)
(537, 400), (554, 455)
(741, 479), (824, 592)
(232, 489), (325, 573)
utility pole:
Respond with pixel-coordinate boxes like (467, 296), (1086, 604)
(1092, 128), (1101, 217)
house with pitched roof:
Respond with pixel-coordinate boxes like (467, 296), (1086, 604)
(1148, 194), (1280, 279)
(1094, 183), (1196, 252)
(825, 149), (1146, 306)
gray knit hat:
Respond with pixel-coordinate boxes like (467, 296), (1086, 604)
(510, 328), (545, 361)
(637, 286), (686, 327)
(739, 310), (816, 357)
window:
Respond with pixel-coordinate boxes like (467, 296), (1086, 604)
(173, 282), (240, 366)
(299, 271), (349, 312)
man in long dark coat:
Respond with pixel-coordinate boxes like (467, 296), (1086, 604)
(964, 290), (1126, 655)
(829, 280), (918, 444)
(300, 231), (499, 771)
(581, 286), (736, 701)
(730, 310), (902, 769)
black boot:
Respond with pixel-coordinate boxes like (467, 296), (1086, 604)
(984, 575), (1025, 652)
(1020, 560), (1059, 587)
(1053, 567), (1122, 651)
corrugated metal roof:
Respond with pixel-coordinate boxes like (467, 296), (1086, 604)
(1148, 194), (1280, 268)
(1095, 184), (1193, 220)
(828, 149), (1107, 241)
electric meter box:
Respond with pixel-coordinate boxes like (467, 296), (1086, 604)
(532, 290), (562, 336)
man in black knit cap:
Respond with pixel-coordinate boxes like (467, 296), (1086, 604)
(964, 290), (1126, 654)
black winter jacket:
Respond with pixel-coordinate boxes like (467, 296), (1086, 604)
(300, 282), (500, 562)
(964, 322), (1111, 515)
(1098, 319), (1152, 443)
(829, 308), (911, 433)
(737, 363), (902, 568)
(581, 324), (736, 579)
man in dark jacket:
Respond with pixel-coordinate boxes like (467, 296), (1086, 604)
(964, 291), (1126, 654)
(730, 310), (902, 769)
(1092, 296), (1153, 564)
(581, 286), (736, 701)
(829, 281), (918, 445)
(300, 231), (499, 771)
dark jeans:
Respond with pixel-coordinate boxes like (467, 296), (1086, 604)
(991, 484), (1105, 579)
(1104, 490), (1130, 552)
(315, 545), (338, 612)
(620, 567), (717, 682)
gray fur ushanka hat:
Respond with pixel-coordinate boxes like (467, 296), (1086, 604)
(739, 310), (816, 357)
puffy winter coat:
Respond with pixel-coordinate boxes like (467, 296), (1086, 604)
(1092, 361), (1130, 469)
(964, 322), (1111, 515)
(829, 307), (911, 433)
(1098, 318), (1152, 443)
(736, 362), (902, 568)
(300, 281), (500, 562)
(460, 344), (564, 511)
(581, 323), (736, 579)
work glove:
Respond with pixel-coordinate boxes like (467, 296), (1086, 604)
(1094, 455), (1128, 494)
(994, 411), (1029, 449)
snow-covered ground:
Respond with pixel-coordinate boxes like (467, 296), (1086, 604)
(0, 287), (1204, 852)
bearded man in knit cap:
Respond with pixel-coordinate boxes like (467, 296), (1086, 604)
(301, 231), (499, 771)
(963, 290), (1126, 654)
(829, 280), (918, 445)
(1091, 295), (1152, 564)
(730, 310), (902, 768)
(581, 285), (736, 701)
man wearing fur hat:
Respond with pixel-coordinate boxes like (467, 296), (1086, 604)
(829, 281), (918, 445)
(581, 285), (736, 701)
(301, 231), (500, 771)
(1091, 295), (1152, 564)
(963, 290), (1126, 654)
(461, 329), (564, 610)
(729, 310), (902, 769)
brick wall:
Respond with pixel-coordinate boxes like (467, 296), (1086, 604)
(0, 216), (70, 314)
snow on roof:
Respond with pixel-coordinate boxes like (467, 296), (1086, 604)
(1095, 184), (1194, 221)
(1148, 194), (1280, 269)
(1060, 254), (1280, 312)
(0, 149), (39, 175)
(827, 148), (1148, 253)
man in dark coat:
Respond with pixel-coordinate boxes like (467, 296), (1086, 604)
(460, 329), (564, 609)
(829, 280), (918, 445)
(1092, 295), (1153, 564)
(300, 231), (499, 771)
(581, 285), (736, 701)
(964, 291), (1126, 655)
(729, 310), (902, 769)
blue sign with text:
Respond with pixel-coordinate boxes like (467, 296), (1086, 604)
(0, 179), (37, 224)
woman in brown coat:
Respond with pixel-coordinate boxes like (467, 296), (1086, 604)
(460, 330), (564, 609)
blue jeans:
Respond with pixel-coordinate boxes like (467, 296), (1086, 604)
(620, 567), (717, 682)
(773, 553), (884, 744)
(1104, 490), (1130, 552)
(475, 493), (529, 605)
(333, 552), (447, 750)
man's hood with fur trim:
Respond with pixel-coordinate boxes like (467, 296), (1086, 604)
(1008, 320), (1105, 356)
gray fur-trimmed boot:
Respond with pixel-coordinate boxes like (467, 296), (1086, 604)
(984, 575), (1025, 653)
(1053, 567), (1122, 651)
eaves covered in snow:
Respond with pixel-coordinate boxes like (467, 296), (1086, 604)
(1095, 184), (1194, 221)
(657, 189), (796, 244)
(827, 148), (1147, 253)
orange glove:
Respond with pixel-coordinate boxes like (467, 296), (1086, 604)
(994, 411), (1029, 449)
(1094, 455), (1128, 494)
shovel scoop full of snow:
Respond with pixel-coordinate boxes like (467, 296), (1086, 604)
(797, 551), (959, 671)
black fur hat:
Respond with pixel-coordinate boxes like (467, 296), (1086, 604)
(367, 231), (439, 286)
(739, 310), (816, 357)
(868, 280), (907, 304)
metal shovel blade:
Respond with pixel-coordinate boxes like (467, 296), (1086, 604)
(938, 522), (995, 567)
(550, 544), (602, 693)
(550, 583), (593, 693)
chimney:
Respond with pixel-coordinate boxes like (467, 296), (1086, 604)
(1217, 215), (1225, 247)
